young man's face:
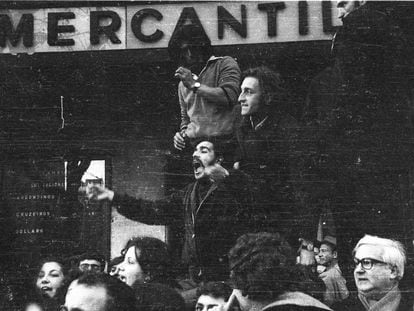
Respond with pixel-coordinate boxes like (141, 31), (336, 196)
(353, 244), (397, 298)
(318, 243), (336, 267)
(192, 141), (217, 180)
(64, 280), (108, 311)
(239, 77), (262, 116)
(195, 295), (226, 311)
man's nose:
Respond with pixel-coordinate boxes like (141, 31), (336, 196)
(354, 263), (365, 273)
(238, 92), (245, 103)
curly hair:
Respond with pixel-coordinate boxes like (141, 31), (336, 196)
(228, 232), (297, 301)
(241, 66), (288, 116)
(122, 237), (175, 286)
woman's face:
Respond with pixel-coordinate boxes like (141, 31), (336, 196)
(117, 246), (145, 287)
(36, 262), (65, 299)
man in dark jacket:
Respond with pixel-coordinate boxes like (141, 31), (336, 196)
(85, 140), (252, 283)
(235, 66), (312, 245)
(305, 1), (413, 262)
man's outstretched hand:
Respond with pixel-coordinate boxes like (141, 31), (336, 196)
(79, 184), (115, 202)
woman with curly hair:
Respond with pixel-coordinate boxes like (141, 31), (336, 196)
(116, 236), (179, 289)
(24, 257), (70, 311)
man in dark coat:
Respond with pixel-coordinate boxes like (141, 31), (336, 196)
(235, 66), (312, 245)
(85, 140), (252, 283)
(304, 1), (413, 262)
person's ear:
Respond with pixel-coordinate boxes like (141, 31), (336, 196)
(262, 93), (273, 107)
(333, 251), (338, 259)
(389, 265), (399, 280)
(216, 156), (224, 165)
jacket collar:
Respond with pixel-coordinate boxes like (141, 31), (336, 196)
(262, 292), (332, 311)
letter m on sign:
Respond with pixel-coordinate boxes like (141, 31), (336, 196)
(0, 14), (33, 47)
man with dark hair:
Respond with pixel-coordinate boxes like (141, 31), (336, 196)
(228, 232), (331, 311)
(84, 140), (252, 283)
(77, 251), (106, 273)
(317, 236), (349, 306)
(195, 282), (232, 311)
(169, 24), (241, 152)
(235, 66), (310, 244)
(63, 272), (136, 311)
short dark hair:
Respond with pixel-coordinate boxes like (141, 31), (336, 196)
(228, 232), (296, 301)
(197, 281), (233, 301)
(168, 24), (213, 64)
(78, 251), (106, 271)
(122, 237), (175, 285)
(320, 241), (337, 253)
(241, 66), (287, 115)
(132, 282), (185, 311)
(192, 138), (236, 169)
(74, 272), (136, 311)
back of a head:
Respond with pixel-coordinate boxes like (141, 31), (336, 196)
(132, 282), (185, 311)
(75, 272), (137, 311)
(229, 232), (296, 302)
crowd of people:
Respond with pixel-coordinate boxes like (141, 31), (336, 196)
(3, 0), (414, 310)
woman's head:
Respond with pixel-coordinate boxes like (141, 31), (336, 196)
(35, 258), (68, 300)
(117, 237), (173, 287)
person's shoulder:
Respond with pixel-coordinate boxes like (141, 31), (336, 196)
(331, 295), (363, 311)
(210, 55), (239, 67)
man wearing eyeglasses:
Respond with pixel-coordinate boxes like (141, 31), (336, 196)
(77, 251), (105, 273)
(333, 234), (413, 311)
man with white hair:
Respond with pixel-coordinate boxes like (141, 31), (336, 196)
(333, 234), (413, 311)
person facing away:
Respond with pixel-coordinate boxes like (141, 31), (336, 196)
(228, 232), (332, 311)
(83, 139), (253, 283)
(317, 236), (349, 306)
(332, 234), (413, 311)
(169, 23), (241, 151)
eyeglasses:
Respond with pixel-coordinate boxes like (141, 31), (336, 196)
(353, 258), (388, 270)
(79, 263), (101, 272)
